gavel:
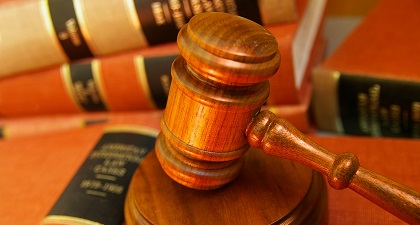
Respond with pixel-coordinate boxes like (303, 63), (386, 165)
(153, 12), (419, 224)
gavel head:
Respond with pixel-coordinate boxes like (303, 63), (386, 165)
(155, 12), (281, 190)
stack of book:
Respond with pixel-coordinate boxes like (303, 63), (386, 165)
(0, 0), (329, 224)
(0, 0), (327, 136)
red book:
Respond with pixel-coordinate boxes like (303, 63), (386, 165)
(0, 43), (179, 117)
(0, 5), (327, 131)
(311, 0), (420, 138)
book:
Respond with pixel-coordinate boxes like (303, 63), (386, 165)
(0, 21), (327, 122)
(0, 42), (179, 117)
(41, 126), (158, 225)
(0, 111), (163, 141)
(0, 112), (109, 140)
(0, 0), (297, 77)
(265, 0), (328, 105)
(311, 0), (420, 139)
(0, 111), (162, 225)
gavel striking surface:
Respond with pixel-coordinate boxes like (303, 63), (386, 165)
(125, 148), (327, 224)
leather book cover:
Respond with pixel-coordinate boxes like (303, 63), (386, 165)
(311, 0), (420, 138)
(0, 0), (297, 77)
(0, 111), (162, 225)
(0, 43), (179, 117)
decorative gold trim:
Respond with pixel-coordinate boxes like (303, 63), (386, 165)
(1, 127), (9, 140)
(91, 59), (109, 110)
(331, 70), (344, 133)
(41, 215), (103, 225)
(124, 0), (149, 47)
(60, 63), (85, 112)
(124, 0), (141, 31)
(134, 56), (157, 108)
(39, 0), (69, 61)
(104, 126), (159, 137)
(73, 0), (97, 55)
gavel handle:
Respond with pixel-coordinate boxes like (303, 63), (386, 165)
(246, 110), (420, 225)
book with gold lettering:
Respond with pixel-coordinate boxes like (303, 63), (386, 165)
(311, 0), (420, 138)
(41, 126), (158, 225)
(0, 111), (162, 225)
(0, 43), (179, 117)
(0, 16), (327, 123)
(0, 0), (297, 77)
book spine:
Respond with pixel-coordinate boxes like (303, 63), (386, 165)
(0, 0), (292, 77)
(40, 126), (158, 225)
(0, 52), (178, 117)
(0, 115), (108, 140)
(62, 53), (178, 111)
(311, 68), (420, 139)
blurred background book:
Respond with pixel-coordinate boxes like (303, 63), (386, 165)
(0, 0), (297, 77)
(0, 0), (328, 134)
(312, 0), (420, 139)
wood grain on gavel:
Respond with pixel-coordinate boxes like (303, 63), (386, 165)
(154, 12), (419, 224)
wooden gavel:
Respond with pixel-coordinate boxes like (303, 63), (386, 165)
(154, 12), (420, 224)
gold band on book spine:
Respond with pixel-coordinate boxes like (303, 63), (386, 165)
(72, 0), (95, 55)
(124, 0), (149, 47)
(0, 0), (68, 77)
(134, 56), (158, 109)
(61, 63), (85, 112)
(61, 61), (109, 112)
(91, 59), (110, 110)
(74, 0), (149, 56)
(0, 127), (9, 140)
(311, 67), (344, 133)
(41, 215), (102, 225)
